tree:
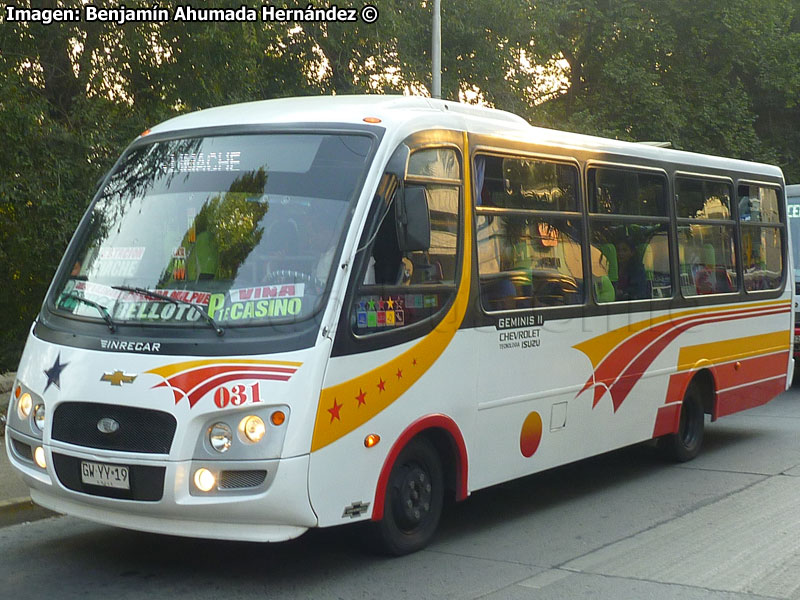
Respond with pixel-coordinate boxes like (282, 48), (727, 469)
(1, 0), (800, 372)
(525, 0), (800, 180)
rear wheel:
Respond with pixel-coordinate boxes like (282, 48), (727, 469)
(369, 437), (444, 556)
(658, 383), (705, 462)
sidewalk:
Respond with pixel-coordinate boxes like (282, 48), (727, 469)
(1, 372), (57, 526)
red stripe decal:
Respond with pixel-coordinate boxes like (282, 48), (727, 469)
(715, 376), (786, 418)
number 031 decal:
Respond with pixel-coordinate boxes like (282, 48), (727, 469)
(214, 382), (262, 408)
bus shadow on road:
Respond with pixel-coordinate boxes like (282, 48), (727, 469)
(435, 424), (769, 546)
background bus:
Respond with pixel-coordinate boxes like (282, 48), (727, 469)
(788, 184), (800, 369)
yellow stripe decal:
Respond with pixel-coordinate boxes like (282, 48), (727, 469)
(146, 358), (303, 379)
(677, 330), (791, 371)
(311, 132), (473, 452)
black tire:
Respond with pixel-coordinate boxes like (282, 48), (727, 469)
(658, 383), (705, 462)
(369, 437), (444, 556)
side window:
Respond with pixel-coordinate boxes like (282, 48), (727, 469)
(588, 167), (672, 302)
(352, 147), (461, 336)
(676, 177), (738, 296)
(738, 184), (784, 291)
(476, 154), (583, 311)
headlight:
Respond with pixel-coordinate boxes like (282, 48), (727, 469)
(208, 422), (232, 453)
(33, 404), (46, 431)
(17, 393), (32, 420)
(239, 415), (266, 443)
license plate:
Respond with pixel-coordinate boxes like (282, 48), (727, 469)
(80, 460), (130, 490)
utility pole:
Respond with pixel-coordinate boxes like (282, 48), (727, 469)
(432, 0), (441, 99)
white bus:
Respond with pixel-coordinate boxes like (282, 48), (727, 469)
(5, 96), (792, 555)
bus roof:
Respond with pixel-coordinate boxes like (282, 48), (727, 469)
(146, 95), (784, 179)
(787, 184), (800, 199)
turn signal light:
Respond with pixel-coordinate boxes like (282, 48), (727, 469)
(364, 434), (381, 448)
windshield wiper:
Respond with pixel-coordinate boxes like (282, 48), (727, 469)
(111, 285), (225, 336)
(61, 293), (117, 333)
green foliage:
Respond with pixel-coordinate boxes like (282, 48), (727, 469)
(1, 0), (800, 370)
(525, 0), (800, 177)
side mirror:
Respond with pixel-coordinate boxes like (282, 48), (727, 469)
(396, 186), (431, 252)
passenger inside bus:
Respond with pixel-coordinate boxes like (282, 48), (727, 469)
(615, 239), (649, 300)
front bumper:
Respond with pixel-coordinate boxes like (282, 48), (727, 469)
(6, 428), (317, 542)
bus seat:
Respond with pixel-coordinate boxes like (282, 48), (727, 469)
(599, 243), (618, 282)
(702, 243), (715, 267)
(594, 275), (615, 303)
(637, 243), (654, 280)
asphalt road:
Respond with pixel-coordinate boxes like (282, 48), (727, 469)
(3, 387), (800, 600)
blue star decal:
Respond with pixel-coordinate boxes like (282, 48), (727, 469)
(43, 352), (68, 393)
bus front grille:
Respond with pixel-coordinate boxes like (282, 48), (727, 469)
(219, 470), (267, 489)
(52, 402), (177, 454)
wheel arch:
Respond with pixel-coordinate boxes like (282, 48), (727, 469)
(371, 414), (468, 521)
(690, 367), (716, 419)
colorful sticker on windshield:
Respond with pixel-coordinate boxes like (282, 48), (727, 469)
(171, 247), (187, 280)
(228, 284), (304, 302)
(208, 286), (305, 322)
(356, 296), (406, 329)
(60, 281), (213, 322)
(113, 302), (206, 322)
(61, 280), (310, 322)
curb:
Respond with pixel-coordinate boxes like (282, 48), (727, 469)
(0, 496), (58, 528)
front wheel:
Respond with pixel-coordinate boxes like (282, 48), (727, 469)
(368, 437), (444, 556)
(658, 383), (705, 462)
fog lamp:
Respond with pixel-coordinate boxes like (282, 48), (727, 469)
(34, 446), (47, 469)
(193, 468), (216, 492)
(209, 422), (232, 453)
(240, 415), (266, 443)
(33, 404), (46, 431)
(17, 393), (32, 420)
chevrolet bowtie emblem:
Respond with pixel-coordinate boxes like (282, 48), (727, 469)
(100, 371), (137, 386)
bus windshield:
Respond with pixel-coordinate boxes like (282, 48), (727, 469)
(52, 132), (373, 330)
